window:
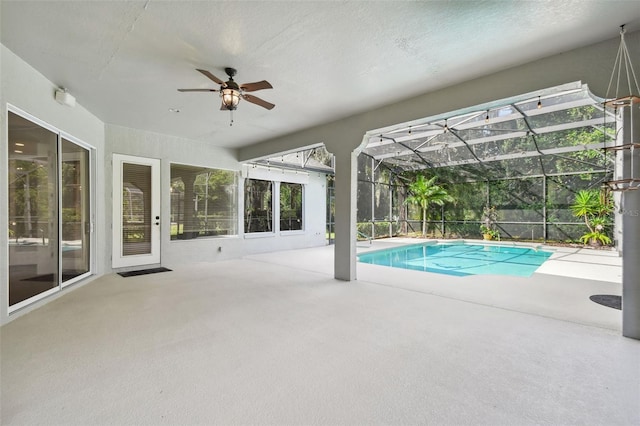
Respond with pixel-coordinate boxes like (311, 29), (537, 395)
(280, 182), (303, 231)
(244, 179), (273, 233)
(170, 164), (237, 239)
(8, 109), (92, 310)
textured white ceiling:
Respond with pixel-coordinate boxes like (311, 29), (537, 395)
(2, 1), (639, 149)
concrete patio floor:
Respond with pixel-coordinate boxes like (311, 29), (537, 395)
(1, 242), (638, 425)
(251, 239), (623, 330)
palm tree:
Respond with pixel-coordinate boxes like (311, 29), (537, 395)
(570, 190), (598, 233)
(405, 175), (454, 237)
(570, 189), (613, 245)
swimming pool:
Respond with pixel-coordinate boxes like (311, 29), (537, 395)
(357, 241), (553, 277)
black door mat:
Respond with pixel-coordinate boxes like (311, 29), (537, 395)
(118, 267), (172, 277)
(589, 294), (621, 310)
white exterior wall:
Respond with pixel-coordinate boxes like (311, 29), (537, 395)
(106, 125), (327, 269)
(0, 45), (328, 325)
(240, 166), (327, 255)
(1, 45), (106, 324)
(105, 125), (239, 270)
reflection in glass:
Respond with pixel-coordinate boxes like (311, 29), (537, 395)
(170, 165), (238, 240)
(326, 175), (335, 244)
(8, 111), (59, 306)
(61, 139), (90, 282)
(280, 182), (303, 231)
(122, 163), (152, 256)
(244, 179), (272, 233)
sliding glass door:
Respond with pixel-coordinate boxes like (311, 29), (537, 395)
(7, 112), (59, 307)
(7, 109), (93, 311)
(61, 138), (91, 285)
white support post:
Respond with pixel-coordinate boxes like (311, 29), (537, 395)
(333, 150), (358, 281)
(622, 104), (640, 340)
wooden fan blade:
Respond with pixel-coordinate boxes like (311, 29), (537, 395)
(240, 80), (273, 92)
(178, 88), (218, 92)
(242, 94), (275, 110)
(196, 69), (225, 85)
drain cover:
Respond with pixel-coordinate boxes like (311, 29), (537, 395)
(589, 294), (621, 310)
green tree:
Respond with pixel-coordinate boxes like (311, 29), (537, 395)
(405, 175), (454, 237)
(570, 189), (613, 245)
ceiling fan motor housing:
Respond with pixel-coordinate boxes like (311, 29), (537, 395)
(224, 80), (240, 91)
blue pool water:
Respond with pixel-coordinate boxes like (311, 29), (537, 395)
(357, 242), (553, 277)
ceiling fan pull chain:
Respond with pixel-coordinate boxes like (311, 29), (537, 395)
(230, 109), (234, 126)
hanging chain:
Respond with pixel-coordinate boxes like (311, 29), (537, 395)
(605, 25), (640, 101)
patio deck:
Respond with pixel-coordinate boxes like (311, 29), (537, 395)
(1, 242), (637, 425)
(251, 238), (623, 330)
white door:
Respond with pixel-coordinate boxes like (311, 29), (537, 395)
(112, 154), (161, 268)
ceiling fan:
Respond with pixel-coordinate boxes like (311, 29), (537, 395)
(178, 68), (275, 112)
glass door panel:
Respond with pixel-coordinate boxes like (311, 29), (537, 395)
(61, 138), (90, 283)
(8, 111), (59, 307)
(122, 163), (152, 256)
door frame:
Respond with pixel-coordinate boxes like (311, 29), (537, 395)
(112, 154), (161, 268)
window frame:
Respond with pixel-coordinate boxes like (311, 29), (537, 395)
(243, 178), (274, 235)
(279, 181), (304, 233)
(169, 162), (239, 241)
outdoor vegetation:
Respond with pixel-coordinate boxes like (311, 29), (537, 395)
(280, 182), (303, 231)
(480, 206), (500, 240)
(570, 189), (613, 246)
(404, 175), (454, 237)
(356, 162), (615, 246)
(356, 97), (617, 247)
(170, 166), (237, 239)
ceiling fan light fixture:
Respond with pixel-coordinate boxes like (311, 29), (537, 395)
(179, 68), (274, 119)
(221, 87), (241, 110)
